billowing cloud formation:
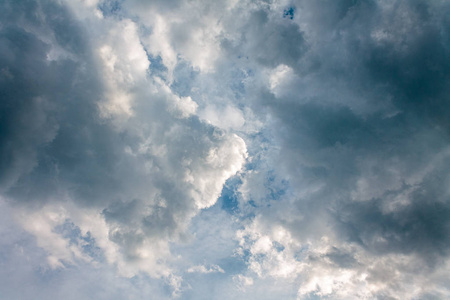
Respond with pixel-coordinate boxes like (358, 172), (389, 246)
(1, 0), (449, 299)
(0, 0), (246, 285)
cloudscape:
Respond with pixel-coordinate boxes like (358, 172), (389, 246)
(1, 0), (450, 299)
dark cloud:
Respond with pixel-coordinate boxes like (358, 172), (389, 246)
(221, 7), (306, 68)
(0, 0), (124, 207)
(0, 0), (88, 195)
(232, 0), (450, 298)
(334, 166), (450, 263)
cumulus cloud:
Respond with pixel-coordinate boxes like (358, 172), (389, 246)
(1, 0), (450, 299)
(0, 0), (246, 290)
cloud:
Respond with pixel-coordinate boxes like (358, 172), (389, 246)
(187, 264), (225, 274)
(1, 0), (450, 299)
(230, 0), (450, 299)
(0, 0), (246, 288)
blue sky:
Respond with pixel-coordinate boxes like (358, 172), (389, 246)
(1, 0), (450, 299)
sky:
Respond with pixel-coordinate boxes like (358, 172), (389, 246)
(1, 0), (450, 299)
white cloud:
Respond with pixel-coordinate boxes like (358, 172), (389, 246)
(233, 274), (254, 290)
(199, 104), (245, 130)
(187, 264), (224, 274)
(96, 18), (149, 118)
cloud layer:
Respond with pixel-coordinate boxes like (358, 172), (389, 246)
(1, 0), (449, 299)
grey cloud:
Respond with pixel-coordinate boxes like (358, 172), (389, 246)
(324, 247), (358, 269)
(1, 49), (114, 206)
(229, 0), (450, 298)
(333, 166), (450, 262)
(0, 0), (107, 199)
(220, 5), (306, 68)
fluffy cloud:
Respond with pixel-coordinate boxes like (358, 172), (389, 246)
(0, 0), (246, 291)
(1, 0), (450, 299)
